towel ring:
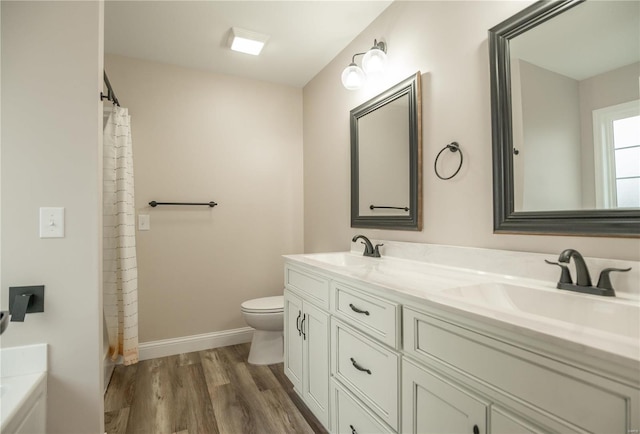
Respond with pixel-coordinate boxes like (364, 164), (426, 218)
(434, 141), (463, 180)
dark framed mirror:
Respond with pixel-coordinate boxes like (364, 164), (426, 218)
(351, 72), (422, 230)
(489, 0), (640, 236)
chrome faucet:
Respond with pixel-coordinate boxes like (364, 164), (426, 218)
(352, 235), (383, 258)
(545, 248), (630, 297)
(558, 249), (592, 287)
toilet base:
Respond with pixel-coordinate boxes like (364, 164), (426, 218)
(248, 330), (283, 365)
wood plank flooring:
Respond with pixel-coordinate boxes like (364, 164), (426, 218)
(104, 343), (328, 434)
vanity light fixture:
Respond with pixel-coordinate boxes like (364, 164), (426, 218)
(341, 39), (388, 90)
(228, 27), (269, 56)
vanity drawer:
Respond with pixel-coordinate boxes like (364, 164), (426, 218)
(403, 307), (631, 434)
(332, 281), (400, 348)
(285, 264), (330, 309)
(331, 379), (395, 434)
(332, 318), (400, 430)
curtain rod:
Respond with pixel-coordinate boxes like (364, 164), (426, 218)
(100, 71), (120, 106)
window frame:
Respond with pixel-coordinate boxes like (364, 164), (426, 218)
(593, 100), (640, 209)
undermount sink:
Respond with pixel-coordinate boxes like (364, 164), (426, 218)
(304, 252), (372, 267)
(442, 283), (640, 341)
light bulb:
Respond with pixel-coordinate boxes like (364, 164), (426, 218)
(362, 48), (387, 74)
(341, 63), (365, 90)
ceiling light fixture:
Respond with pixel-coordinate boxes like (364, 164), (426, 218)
(341, 39), (388, 90)
(228, 27), (269, 56)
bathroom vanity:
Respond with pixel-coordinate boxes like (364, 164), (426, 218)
(0, 344), (48, 434)
(283, 243), (639, 434)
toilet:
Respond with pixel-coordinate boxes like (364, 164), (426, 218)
(240, 295), (284, 365)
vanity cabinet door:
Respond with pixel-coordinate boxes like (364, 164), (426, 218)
(302, 301), (330, 429)
(490, 407), (548, 434)
(284, 290), (303, 392)
(402, 358), (488, 434)
(284, 289), (331, 429)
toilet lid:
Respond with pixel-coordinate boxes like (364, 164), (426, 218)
(241, 295), (284, 313)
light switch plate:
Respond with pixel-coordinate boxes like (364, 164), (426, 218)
(39, 207), (64, 238)
(138, 214), (150, 231)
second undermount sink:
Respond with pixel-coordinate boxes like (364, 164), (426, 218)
(442, 283), (640, 341)
(304, 252), (373, 267)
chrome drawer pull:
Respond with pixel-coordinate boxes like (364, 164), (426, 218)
(350, 357), (372, 375)
(349, 303), (370, 316)
(350, 424), (357, 434)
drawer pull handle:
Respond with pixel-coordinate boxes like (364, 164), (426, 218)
(350, 357), (371, 375)
(350, 424), (357, 434)
(473, 424), (479, 434)
(296, 311), (302, 336)
(349, 303), (370, 316)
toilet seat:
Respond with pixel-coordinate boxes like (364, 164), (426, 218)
(241, 295), (284, 314)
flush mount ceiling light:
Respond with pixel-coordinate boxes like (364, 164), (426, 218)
(341, 39), (388, 90)
(228, 27), (269, 56)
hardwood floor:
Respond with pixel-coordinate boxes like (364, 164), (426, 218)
(104, 343), (328, 434)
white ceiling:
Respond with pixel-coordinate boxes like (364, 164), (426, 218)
(105, 1), (393, 88)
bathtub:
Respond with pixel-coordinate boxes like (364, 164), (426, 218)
(0, 344), (47, 433)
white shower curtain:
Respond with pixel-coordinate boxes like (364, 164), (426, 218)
(103, 105), (139, 366)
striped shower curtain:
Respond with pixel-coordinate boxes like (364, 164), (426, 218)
(103, 105), (139, 366)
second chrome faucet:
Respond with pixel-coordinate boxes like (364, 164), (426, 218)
(545, 248), (630, 297)
(352, 235), (383, 258)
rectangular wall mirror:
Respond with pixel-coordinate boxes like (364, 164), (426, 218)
(351, 72), (422, 230)
(489, 0), (640, 236)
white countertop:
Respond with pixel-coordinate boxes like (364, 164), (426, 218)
(1, 372), (47, 432)
(284, 251), (640, 376)
(0, 344), (48, 432)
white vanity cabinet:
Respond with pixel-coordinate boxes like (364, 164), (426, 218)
(403, 305), (638, 434)
(284, 265), (331, 429)
(283, 255), (639, 434)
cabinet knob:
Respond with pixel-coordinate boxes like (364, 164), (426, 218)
(473, 424), (480, 434)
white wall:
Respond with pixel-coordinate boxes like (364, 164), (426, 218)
(1, 2), (104, 433)
(303, 1), (640, 261)
(104, 54), (304, 343)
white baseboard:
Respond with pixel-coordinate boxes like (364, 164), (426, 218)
(138, 327), (254, 361)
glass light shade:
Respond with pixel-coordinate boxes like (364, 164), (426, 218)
(341, 64), (365, 90)
(362, 48), (387, 74)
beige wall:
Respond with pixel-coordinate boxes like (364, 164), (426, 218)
(104, 54), (304, 343)
(579, 62), (640, 208)
(359, 101), (410, 216)
(517, 60), (582, 211)
(303, 1), (640, 261)
(1, 2), (104, 433)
